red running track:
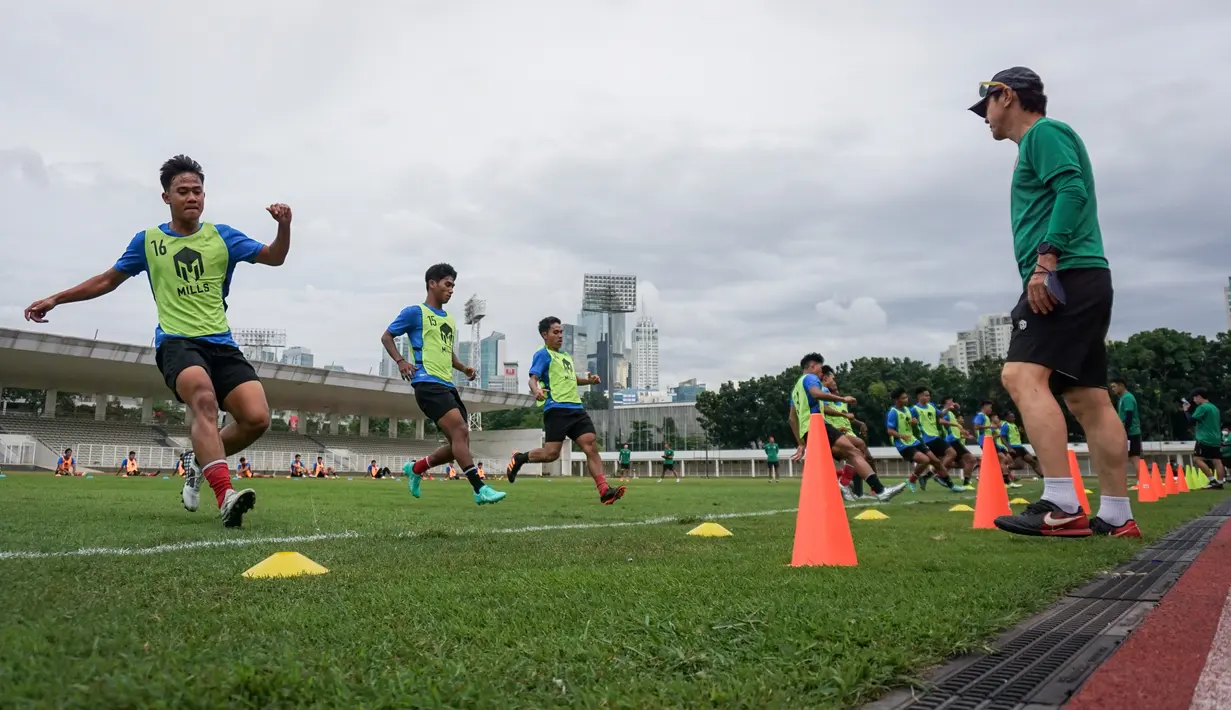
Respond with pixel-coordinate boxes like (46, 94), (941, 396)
(1069, 519), (1231, 710)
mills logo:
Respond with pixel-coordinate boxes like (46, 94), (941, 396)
(173, 247), (209, 297)
(438, 322), (455, 352)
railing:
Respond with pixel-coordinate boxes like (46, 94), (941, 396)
(2, 440), (36, 465)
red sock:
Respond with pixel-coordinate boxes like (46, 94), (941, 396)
(909, 472), (918, 483)
(413, 458), (429, 475)
(203, 461), (232, 507)
(593, 472), (608, 494)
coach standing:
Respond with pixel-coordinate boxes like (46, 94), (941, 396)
(968, 67), (1139, 538)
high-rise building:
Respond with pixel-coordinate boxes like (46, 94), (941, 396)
(380, 335), (410, 378)
(281, 346), (314, 368)
(454, 341), (475, 388)
(562, 323), (587, 357)
(939, 313), (1012, 373)
(630, 314), (659, 391)
(480, 332), (506, 389)
(669, 379), (706, 403)
(495, 361), (519, 393)
(1224, 277), (1231, 331)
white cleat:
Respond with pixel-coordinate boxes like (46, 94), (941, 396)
(877, 482), (909, 503)
(840, 484), (858, 503)
(181, 452), (202, 512)
(220, 488), (257, 528)
(1008, 482), (1024, 489)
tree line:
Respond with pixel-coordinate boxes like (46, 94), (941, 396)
(693, 328), (1231, 450)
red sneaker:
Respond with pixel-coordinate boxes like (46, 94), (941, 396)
(1090, 517), (1142, 538)
(994, 499), (1092, 537)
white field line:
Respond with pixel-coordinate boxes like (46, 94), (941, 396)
(0, 495), (976, 562)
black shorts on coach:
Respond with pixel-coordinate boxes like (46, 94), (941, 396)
(1006, 268), (1113, 392)
(543, 407), (596, 443)
(155, 337), (260, 404)
(1128, 434), (1143, 457)
(413, 382), (468, 424)
(1195, 442), (1224, 463)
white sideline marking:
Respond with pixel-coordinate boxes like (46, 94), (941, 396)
(0, 494), (977, 562)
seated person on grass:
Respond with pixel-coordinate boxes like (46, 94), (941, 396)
(56, 448), (77, 476)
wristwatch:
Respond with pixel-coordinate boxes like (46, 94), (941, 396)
(1037, 242), (1060, 257)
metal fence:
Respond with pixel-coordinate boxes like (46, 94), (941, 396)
(1, 440), (36, 466)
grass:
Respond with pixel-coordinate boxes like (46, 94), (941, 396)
(0, 472), (1225, 709)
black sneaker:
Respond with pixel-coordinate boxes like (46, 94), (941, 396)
(600, 485), (626, 505)
(994, 499), (1092, 538)
(1090, 517), (1142, 538)
(504, 452), (525, 483)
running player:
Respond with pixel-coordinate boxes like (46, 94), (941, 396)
(789, 353), (906, 503)
(385, 263), (507, 505)
(939, 398), (977, 486)
(819, 366), (877, 499)
(1001, 412), (1041, 477)
(23, 155), (280, 527)
(911, 388), (965, 491)
(503, 317), (626, 504)
(887, 388), (959, 492)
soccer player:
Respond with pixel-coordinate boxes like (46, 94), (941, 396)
(888, 388), (959, 492)
(660, 442), (679, 483)
(119, 451), (141, 476)
(971, 402), (1016, 486)
(503, 317), (626, 504)
(911, 388), (965, 491)
(384, 263), (506, 506)
(789, 353), (906, 503)
(290, 454), (306, 478)
(1001, 412), (1042, 477)
(1185, 389), (1226, 489)
(23, 155), (283, 528)
(939, 398), (977, 486)
(238, 458), (253, 478)
(55, 448), (76, 476)
(618, 442), (632, 480)
(1222, 426), (1231, 480)
(820, 366), (878, 472)
(970, 67), (1136, 537)
(763, 436), (780, 483)
(1109, 377), (1143, 478)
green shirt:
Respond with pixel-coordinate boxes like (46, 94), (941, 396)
(1222, 431), (1231, 458)
(764, 442), (779, 463)
(1011, 118), (1108, 283)
(1117, 391), (1141, 436)
(1193, 402), (1222, 446)
(619, 448), (631, 465)
(662, 448), (674, 465)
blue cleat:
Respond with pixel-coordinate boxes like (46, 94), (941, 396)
(410, 473), (422, 499)
(474, 485), (507, 505)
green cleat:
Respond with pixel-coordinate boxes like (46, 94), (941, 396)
(474, 485), (507, 505)
(410, 473), (422, 499)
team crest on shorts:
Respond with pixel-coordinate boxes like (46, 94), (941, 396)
(1018, 320), (1027, 330)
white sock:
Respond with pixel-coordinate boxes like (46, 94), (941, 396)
(1041, 477), (1080, 514)
(1096, 496), (1133, 527)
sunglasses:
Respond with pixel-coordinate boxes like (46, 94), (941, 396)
(979, 81), (1008, 98)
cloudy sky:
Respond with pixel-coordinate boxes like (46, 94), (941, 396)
(3, 0), (1229, 391)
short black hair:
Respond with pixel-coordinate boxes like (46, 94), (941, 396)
(1016, 88), (1048, 116)
(539, 316), (561, 335)
(890, 387), (907, 400)
(159, 154), (204, 190)
(425, 263), (457, 286)
(1110, 376), (1127, 387)
(240, 457), (246, 462)
(129, 451), (136, 456)
(1192, 388), (1210, 400)
(800, 352), (824, 368)
(980, 400), (993, 408)
(317, 456), (323, 460)
(915, 386), (930, 396)
(821, 365), (835, 376)
(942, 396), (955, 404)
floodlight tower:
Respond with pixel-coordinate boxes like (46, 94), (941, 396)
(582, 273), (637, 449)
(463, 295), (486, 430)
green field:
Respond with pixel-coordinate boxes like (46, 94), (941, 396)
(1, 473), (1224, 709)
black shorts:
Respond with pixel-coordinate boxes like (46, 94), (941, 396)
(767, 461), (779, 470)
(1195, 443), (1223, 462)
(802, 423), (845, 451)
(543, 407), (596, 443)
(925, 438), (949, 459)
(1007, 268), (1113, 393)
(1128, 434), (1142, 457)
(155, 337), (260, 404)
(1010, 446), (1029, 459)
(413, 382), (467, 424)
(663, 463), (675, 471)
(948, 441), (971, 459)
(619, 461), (631, 470)
(899, 444), (929, 461)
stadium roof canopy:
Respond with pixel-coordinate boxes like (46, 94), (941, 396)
(0, 328), (533, 418)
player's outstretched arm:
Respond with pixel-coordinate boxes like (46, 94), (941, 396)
(24, 268), (130, 323)
(255, 203), (292, 266)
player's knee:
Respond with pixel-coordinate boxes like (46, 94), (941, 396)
(1000, 362), (1044, 397)
(242, 409), (271, 435)
(186, 389), (219, 419)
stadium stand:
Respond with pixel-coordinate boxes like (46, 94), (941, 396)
(0, 414), (170, 451)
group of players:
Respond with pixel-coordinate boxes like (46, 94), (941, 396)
(784, 354), (1042, 503)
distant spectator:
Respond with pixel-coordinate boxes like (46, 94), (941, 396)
(313, 456), (327, 478)
(368, 460), (384, 478)
(118, 451), (141, 476)
(290, 454), (305, 478)
(238, 458), (253, 478)
(55, 448), (77, 476)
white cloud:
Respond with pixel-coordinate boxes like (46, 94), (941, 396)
(815, 297), (888, 331)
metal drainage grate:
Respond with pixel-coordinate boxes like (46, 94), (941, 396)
(1208, 498), (1231, 516)
(1067, 559), (1189, 601)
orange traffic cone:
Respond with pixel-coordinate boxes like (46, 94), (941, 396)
(1137, 459), (1156, 503)
(1067, 448), (1091, 515)
(1152, 463), (1167, 499)
(790, 414), (857, 567)
(973, 438), (1013, 529)
(1163, 463), (1177, 496)
(1176, 462), (1190, 493)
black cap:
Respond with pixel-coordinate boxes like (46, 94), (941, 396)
(969, 67), (1044, 118)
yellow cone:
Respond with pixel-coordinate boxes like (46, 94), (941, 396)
(949, 504), (975, 512)
(1009, 498), (1030, 505)
(686, 522), (733, 537)
(242, 551), (329, 579)
(1084, 489), (1094, 495)
(854, 509), (889, 520)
